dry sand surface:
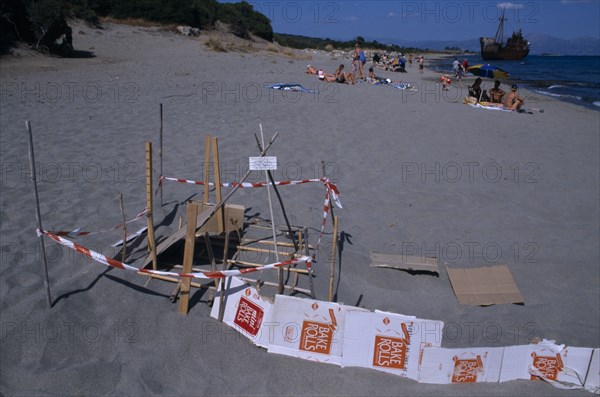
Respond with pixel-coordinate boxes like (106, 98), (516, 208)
(1, 21), (599, 396)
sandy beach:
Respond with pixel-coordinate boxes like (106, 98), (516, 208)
(1, 21), (599, 396)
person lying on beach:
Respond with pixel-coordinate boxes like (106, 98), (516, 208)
(306, 65), (318, 75)
(503, 84), (525, 111)
(489, 80), (506, 103)
(368, 67), (387, 84)
(319, 65), (355, 84)
(334, 64), (356, 84)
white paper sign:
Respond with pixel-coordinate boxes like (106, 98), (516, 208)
(210, 277), (274, 348)
(342, 310), (444, 380)
(500, 340), (594, 389)
(249, 156), (277, 170)
(267, 295), (368, 366)
(419, 347), (505, 384)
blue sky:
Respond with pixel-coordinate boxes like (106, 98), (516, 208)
(221, 0), (600, 42)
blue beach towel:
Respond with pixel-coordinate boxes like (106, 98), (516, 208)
(266, 83), (318, 94)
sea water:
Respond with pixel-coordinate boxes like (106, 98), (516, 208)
(432, 55), (600, 110)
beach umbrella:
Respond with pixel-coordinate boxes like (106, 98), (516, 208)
(467, 64), (510, 80)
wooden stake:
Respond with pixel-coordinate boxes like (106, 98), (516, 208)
(218, 230), (230, 321)
(328, 215), (339, 302)
(203, 134), (211, 203)
(204, 232), (219, 292)
(179, 201), (199, 314)
(190, 133), (279, 234)
(304, 227), (315, 298)
(159, 103), (163, 206)
(211, 137), (224, 232)
(25, 121), (52, 309)
(118, 192), (127, 264)
(145, 142), (158, 270)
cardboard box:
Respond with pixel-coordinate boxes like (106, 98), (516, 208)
(369, 253), (439, 274)
(267, 295), (368, 366)
(500, 340), (594, 389)
(210, 277), (274, 348)
(585, 348), (600, 394)
(341, 310), (444, 380)
(446, 264), (524, 305)
(418, 347), (505, 384)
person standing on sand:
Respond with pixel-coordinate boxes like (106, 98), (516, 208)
(408, 53), (413, 66)
(418, 56), (424, 74)
(355, 43), (367, 80)
(452, 58), (460, 76)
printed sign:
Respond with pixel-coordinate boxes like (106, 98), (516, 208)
(234, 296), (265, 337)
(249, 156), (277, 170)
(210, 277), (274, 348)
(419, 347), (504, 384)
(342, 310), (444, 380)
(452, 355), (484, 383)
(500, 340), (594, 388)
(268, 295), (367, 366)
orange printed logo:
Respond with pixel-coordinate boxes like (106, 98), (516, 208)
(233, 296), (264, 336)
(299, 309), (337, 355)
(451, 355), (483, 383)
(372, 323), (411, 370)
(530, 352), (564, 381)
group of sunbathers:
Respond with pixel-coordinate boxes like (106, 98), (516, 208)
(463, 77), (525, 111)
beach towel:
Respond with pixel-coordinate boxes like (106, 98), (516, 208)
(266, 83), (317, 94)
(390, 82), (415, 91)
(468, 103), (512, 112)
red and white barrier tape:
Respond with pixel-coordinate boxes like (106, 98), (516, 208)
(159, 176), (342, 209)
(160, 175), (342, 264)
(47, 208), (148, 238)
(38, 229), (311, 280)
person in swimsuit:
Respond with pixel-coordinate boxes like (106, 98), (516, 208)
(355, 43), (367, 80)
(503, 84), (525, 111)
(489, 80), (506, 103)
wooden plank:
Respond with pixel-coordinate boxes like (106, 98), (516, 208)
(328, 215), (338, 302)
(212, 137), (224, 232)
(203, 134), (210, 203)
(369, 252), (439, 273)
(179, 202), (200, 314)
(145, 142), (158, 270)
(144, 205), (214, 266)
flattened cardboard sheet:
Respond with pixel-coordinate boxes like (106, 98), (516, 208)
(446, 264), (524, 305)
(210, 277), (274, 348)
(369, 253), (439, 273)
(500, 340), (594, 389)
(267, 295), (368, 366)
(418, 347), (505, 384)
(342, 310), (444, 380)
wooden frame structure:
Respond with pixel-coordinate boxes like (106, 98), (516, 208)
(143, 131), (338, 315)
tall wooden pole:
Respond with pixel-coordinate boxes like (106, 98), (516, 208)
(25, 121), (52, 308)
(119, 193), (127, 264)
(179, 202), (199, 314)
(159, 103), (163, 206)
(146, 142), (158, 270)
(328, 215), (338, 302)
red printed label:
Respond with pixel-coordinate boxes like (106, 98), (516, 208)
(530, 353), (564, 381)
(233, 296), (264, 336)
(372, 335), (408, 369)
(452, 355), (483, 383)
(299, 321), (334, 355)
